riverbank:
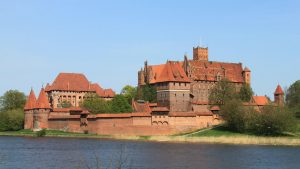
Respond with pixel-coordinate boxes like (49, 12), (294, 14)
(1, 128), (300, 146)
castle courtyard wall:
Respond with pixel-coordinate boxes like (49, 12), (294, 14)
(46, 114), (221, 136)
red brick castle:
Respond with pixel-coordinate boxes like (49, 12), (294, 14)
(23, 47), (284, 135)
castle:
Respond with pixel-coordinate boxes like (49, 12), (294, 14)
(24, 47), (284, 135)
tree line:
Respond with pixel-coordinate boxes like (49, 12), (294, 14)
(209, 79), (300, 136)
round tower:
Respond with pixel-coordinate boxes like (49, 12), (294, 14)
(274, 85), (284, 106)
(33, 88), (51, 130)
(24, 89), (37, 129)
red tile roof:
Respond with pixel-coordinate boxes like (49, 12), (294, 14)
(45, 73), (115, 97)
(156, 61), (191, 83)
(169, 112), (197, 117)
(252, 96), (270, 106)
(132, 101), (152, 113)
(210, 106), (220, 111)
(274, 85), (284, 94)
(24, 89), (37, 110)
(188, 61), (244, 83)
(36, 88), (51, 109)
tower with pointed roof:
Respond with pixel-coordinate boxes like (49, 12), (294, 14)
(274, 85), (284, 106)
(243, 67), (251, 85)
(24, 89), (37, 129)
(156, 61), (191, 112)
(33, 88), (51, 130)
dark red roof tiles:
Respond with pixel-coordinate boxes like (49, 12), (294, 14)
(274, 85), (284, 94)
(24, 89), (37, 110)
(45, 73), (115, 98)
(36, 88), (51, 109)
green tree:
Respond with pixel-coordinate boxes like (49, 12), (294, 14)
(59, 101), (72, 108)
(220, 99), (246, 132)
(140, 84), (157, 103)
(251, 106), (297, 136)
(239, 83), (254, 102)
(286, 80), (300, 115)
(111, 94), (133, 113)
(0, 109), (24, 131)
(81, 93), (112, 114)
(0, 90), (26, 111)
(209, 79), (238, 105)
(121, 85), (137, 104)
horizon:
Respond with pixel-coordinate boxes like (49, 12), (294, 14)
(0, 0), (299, 99)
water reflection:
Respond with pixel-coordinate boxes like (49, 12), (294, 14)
(0, 136), (299, 169)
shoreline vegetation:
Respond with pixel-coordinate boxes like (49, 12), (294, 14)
(1, 126), (300, 146)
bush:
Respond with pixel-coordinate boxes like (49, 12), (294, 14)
(0, 109), (24, 131)
(81, 94), (112, 114)
(36, 129), (46, 137)
(111, 95), (133, 113)
(250, 106), (297, 136)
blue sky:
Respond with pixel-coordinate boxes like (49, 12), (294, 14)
(0, 0), (299, 99)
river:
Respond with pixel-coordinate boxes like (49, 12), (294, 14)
(0, 136), (299, 169)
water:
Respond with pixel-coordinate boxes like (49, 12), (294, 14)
(0, 136), (300, 169)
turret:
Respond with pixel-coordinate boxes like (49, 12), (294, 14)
(243, 67), (251, 85)
(24, 89), (37, 129)
(33, 88), (51, 130)
(193, 46), (208, 61)
(274, 85), (284, 106)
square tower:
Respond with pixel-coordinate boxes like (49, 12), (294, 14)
(193, 46), (208, 61)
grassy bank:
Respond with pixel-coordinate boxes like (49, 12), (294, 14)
(1, 128), (300, 146)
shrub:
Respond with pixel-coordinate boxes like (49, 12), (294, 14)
(0, 109), (24, 131)
(250, 106), (297, 136)
(36, 129), (46, 137)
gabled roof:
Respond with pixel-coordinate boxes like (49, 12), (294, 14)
(46, 73), (92, 92)
(24, 89), (37, 110)
(132, 101), (152, 113)
(36, 88), (51, 109)
(252, 96), (270, 106)
(45, 73), (116, 98)
(103, 89), (115, 98)
(188, 61), (244, 83)
(155, 61), (191, 83)
(274, 85), (284, 94)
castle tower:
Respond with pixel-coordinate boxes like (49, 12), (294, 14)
(156, 61), (191, 112)
(243, 67), (251, 84)
(193, 46), (208, 61)
(274, 85), (284, 106)
(33, 88), (51, 130)
(24, 89), (37, 129)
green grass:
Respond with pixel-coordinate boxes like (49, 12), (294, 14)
(188, 126), (249, 137)
(0, 129), (109, 138)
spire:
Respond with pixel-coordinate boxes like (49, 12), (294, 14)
(36, 88), (51, 109)
(24, 89), (37, 110)
(274, 85), (284, 95)
(244, 67), (251, 72)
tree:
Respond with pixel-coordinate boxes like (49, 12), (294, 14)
(81, 94), (112, 114)
(0, 109), (24, 131)
(239, 83), (254, 102)
(59, 101), (72, 108)
(140, 84), (157, 103)
(209, 79), (238, 105)
(111, 95), (133, 113)
(0, 90), (26, 111)
(286, 80), (300, 115)
(252, 106), (297, 136)
(121, 85), (137, 104)
(220, 99), (247, 132)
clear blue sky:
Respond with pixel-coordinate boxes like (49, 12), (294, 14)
(0, 0), (299, 99)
